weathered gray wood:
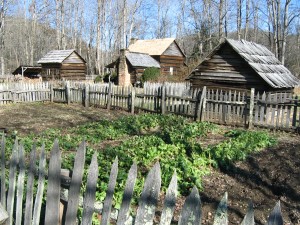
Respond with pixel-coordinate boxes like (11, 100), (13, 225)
(241, 202), (254, 225)
(178, 186), (201, 225)
(135, 162), (161, 225)
(266, 201), (283, 225)
(1, 135), (6, 208)
(16, 145), (25, 225)
(161, 86), (166, 114)
(7, 139), (19, 225)
(248, 88), (255, 128)
(213, 192), (228, 225)
(24, 144), (37, 225)
(260, 93), (266, 125)
(50, 84), (54, 102)
(44, 140), (61, 225)
(159, 171), (177, 225)
(65, 141), (87, 225)
(66, 82), (71, 105)
(107, 83), (113, 110)
(85, 84), (89, 107)
(100, 157), (118, 225)
(81, 152), (99, 225)
(292, 96), (298, 127)
(131, 88), (136, 114)
(32, 144), (46, 225)
(0, 203), (8, 224)
(117, 163), (138, 225)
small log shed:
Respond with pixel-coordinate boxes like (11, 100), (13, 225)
(37, 49), (86, 81)
(187, 39), (300, 92)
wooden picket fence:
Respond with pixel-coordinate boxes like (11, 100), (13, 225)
(0, 81), (299, 131)
(0, 137), (284, 225)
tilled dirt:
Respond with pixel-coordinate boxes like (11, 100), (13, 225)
(0, 102), (299, 224)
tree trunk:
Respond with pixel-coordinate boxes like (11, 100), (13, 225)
(219, 0), (224, 41)
(244, 0), (249, 40)
(237, 0), (242, 40)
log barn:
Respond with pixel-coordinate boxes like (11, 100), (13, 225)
(187, 39), (300, 92)
(106, 38), (186, 86)
(38, 49), (86, 81)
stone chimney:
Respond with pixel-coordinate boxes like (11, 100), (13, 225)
(129, 38), (138, 46)
(118, 49), (131, 86)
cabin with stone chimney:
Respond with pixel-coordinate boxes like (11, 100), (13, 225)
(106, 38), (186, 86)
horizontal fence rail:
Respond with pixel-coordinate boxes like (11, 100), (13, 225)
(0, 138), (284, 225)
(0, 81), (299, 131)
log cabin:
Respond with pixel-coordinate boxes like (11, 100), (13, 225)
(106, 50), (160, 86)
(187, 39), (300, 92)
(106, 38), (186, 86)
(38, 50), (86, 81)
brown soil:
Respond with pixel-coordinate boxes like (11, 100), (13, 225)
(0, 102), (299, 224)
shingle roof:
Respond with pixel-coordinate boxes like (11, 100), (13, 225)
(225, 39), (299, 88)
(126, 52), (160, 68)
(128, 38), (175, 55)
(38, 49), (84, 64)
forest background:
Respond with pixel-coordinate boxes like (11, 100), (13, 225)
(0, 0), (300, 79)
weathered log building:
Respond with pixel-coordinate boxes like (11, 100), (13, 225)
(12, 66), (41, 78)
(106, 38), (186, 86)
(38, 50), (86, 81)
(187, 39), (300, 92)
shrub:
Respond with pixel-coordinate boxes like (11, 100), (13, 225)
(103, 72), (117, 83)
(94, 75), (102, 83)
(141, 67), (160, 82)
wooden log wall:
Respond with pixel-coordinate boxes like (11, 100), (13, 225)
(0, 138), (284, 225)
(189, 44), (272, 91)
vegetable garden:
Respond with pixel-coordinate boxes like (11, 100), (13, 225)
(0, 102), (299, 224)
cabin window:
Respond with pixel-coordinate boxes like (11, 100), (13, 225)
(170, 67), (174, 75)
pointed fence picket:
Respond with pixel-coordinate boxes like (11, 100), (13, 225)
(0, 138), (285, 225)
(0, 81), (300, 131)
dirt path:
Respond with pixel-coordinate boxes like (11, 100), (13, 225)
(0, 102), (299, 224)
(0, 102), (130, 135)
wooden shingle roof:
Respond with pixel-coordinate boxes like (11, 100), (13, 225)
(126, 52), (160, 68)
(225, 39), (299, 88)
(128, 38), (176, 56)
(38, 49), (86, 64)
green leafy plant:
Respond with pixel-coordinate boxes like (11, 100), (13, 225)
(141, 67), (160, 82)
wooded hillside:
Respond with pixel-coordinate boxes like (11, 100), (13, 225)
(0, 0), (299, 79)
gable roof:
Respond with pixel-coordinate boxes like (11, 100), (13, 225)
(128, 38), (178, 56)
(226, 39), (299, 88)
(189, 39), (299, 89)
(38, 49), (86, 64)
(126, 52), (160, 68)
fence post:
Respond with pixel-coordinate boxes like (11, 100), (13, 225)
(196, 86), (206, 121)
(107, 82), (112, 110)
(65, 82), (71, 105)
(0, 203), (8, 224)
(84, 84), (89, 108)
(131, 88), (135, 114)
(292, 95), (298, 128)
(248, 88), (255, 129)
(161, 85), (166, 114)
(50, 84), (54, 102)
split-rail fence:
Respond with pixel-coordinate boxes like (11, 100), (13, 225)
(0, 137), (283, 225)
(0, 81), (299, 131)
